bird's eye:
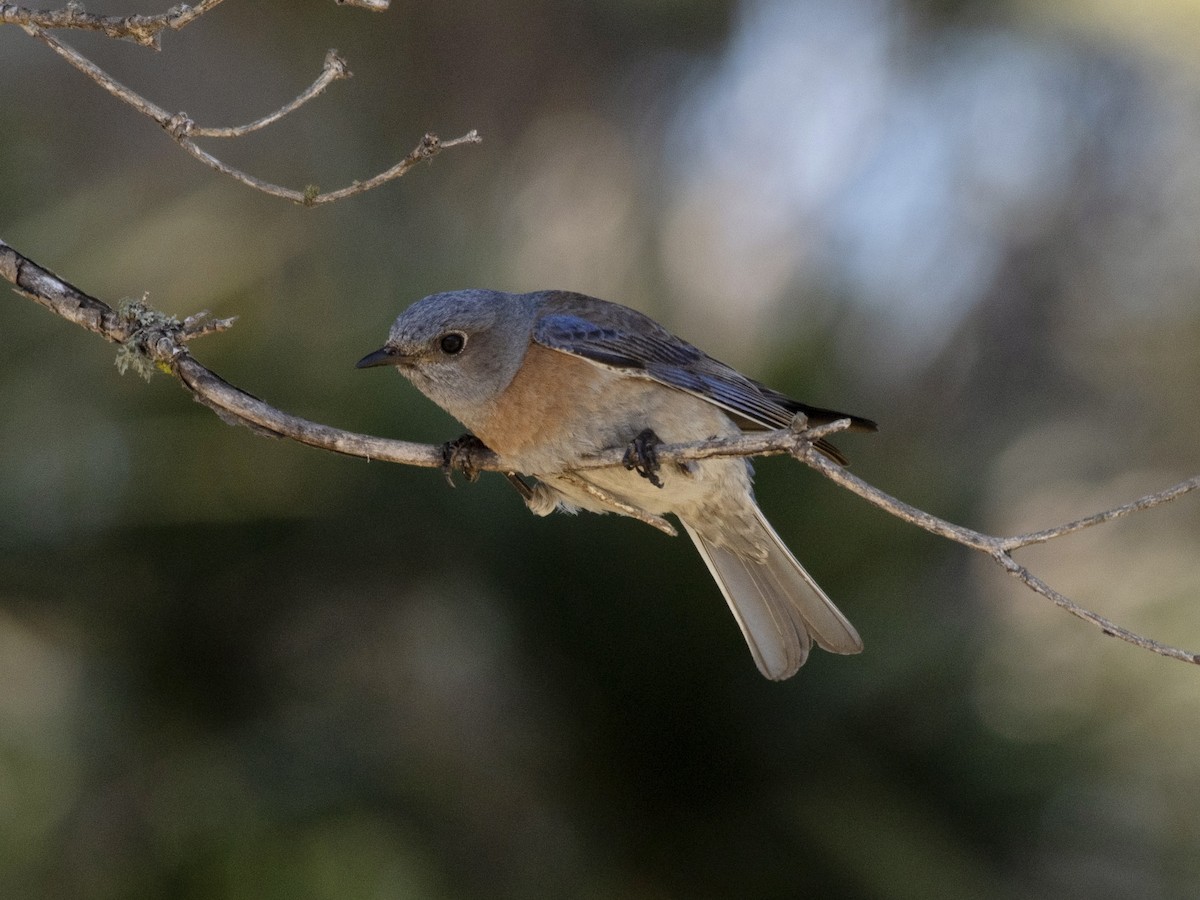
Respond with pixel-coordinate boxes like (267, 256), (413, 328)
(439, 332), (466, 355)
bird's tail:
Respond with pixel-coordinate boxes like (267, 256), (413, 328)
(682, 506), (862, 680)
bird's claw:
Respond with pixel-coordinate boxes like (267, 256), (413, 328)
(441, 433), (488, 487)
(623, 428), (664, 488)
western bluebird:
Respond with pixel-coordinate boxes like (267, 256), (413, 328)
(357, 289), (876, 680)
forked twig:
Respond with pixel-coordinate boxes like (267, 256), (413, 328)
(18, 24), (479, 205)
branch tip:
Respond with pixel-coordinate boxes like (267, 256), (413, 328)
(324, 49), (352, 79)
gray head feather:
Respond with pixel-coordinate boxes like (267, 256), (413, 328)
(382, 289), (539, 420)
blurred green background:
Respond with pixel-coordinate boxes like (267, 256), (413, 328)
(3, 1), (1200, 897)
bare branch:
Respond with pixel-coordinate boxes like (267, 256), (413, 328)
(2, 0), (390, 47)
(788, 447), (1000, 552)
(2, 0), (228, 48)
(23, 27), (481, 205)
(3, 239), (1197, 666)
(0, 239), (449, 464)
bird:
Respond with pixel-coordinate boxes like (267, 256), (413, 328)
(357, 289), (876, 680)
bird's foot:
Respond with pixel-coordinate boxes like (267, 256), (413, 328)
(623, 428), (664, 488)
(440, 433), (489, 487)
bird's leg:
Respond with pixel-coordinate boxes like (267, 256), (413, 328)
(503, 474), (565, 517)
(440, 433), (490, 487)
(623, 428), (664, 488)
(503, 472), (535, 501)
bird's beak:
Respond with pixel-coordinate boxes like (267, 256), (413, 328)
(356, 346), (406, 369)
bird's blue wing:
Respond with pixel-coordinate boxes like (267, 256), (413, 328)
(532, 302), (796, 430)
(531, 292), (876, 463)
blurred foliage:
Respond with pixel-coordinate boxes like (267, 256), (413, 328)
(3, 0), (1200, 897)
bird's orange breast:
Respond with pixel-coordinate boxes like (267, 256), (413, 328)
(471, 343), (609, 459)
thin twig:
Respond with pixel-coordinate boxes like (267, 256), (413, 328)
(1002, 478), (1200, 550)
(27, 26), (175, 120)
(2, 238), (1197, 666)
(190, 50), (353, 139)
(993, 552), (1200, 663)
(793, 448), (998, 551)
(24, 27), (481, 205)
(298, 131), (483, 206)
(555, 473), (679, 537)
